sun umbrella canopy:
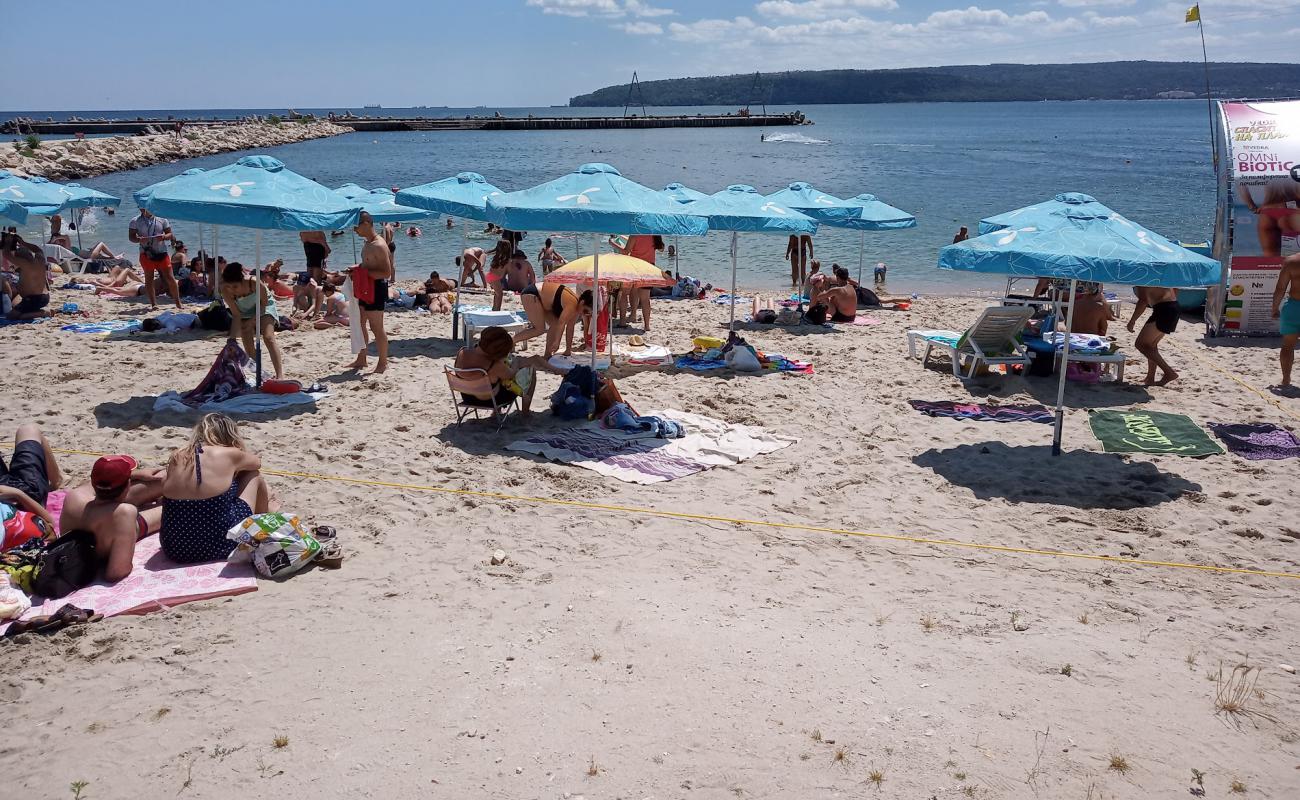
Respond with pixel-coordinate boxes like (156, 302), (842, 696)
(939, 207), (1221, 288)
(486, 163), (708, 236)
(764, 182), (853, 222)
(661, 182), (710, 204)
(544, 253), (672, 287)
(0, 170), (67, 215)
(134, 156), (361, 231)
(689, 185), (818, 234)
(58, 183), (120, 210)
(132, 167), (206, 207)
(978, 192), (1113, 236)
(0, 198), (29, 225)
(332, 185), (432, 223)
(833, 193), (917, 231)
(396, 172), (504, 221)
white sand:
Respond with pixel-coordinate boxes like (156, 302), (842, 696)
(1, 285), (1297, 799)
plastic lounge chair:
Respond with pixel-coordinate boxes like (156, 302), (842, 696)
(907, 306), (1034, 379)
(460, 308), (530, 349)
(444, 366), (517, 431)
(42, 244), (89, 275)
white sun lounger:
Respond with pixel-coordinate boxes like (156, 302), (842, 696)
(41, 244), (89, 275)
(907, 306), (1034, 379)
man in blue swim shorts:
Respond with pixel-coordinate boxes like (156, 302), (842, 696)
(1273, 253), (1300, 390)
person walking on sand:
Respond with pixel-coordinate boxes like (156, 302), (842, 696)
(129, 208), (181, 310)
(1272, 252), (1300, 393)
(299, 230), (331, 285)
(345, 211), (393, 374)
(1127, 286), (1180, 386)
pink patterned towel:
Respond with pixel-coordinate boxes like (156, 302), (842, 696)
(1, 535), (256, 633)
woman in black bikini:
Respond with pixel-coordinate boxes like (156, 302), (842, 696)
(159, 413), (273, 564)
(514, 284), (593, 357)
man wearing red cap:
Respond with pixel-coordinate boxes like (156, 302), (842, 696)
(59, 455), (163, 583)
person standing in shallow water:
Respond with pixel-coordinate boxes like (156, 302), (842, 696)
(345, 211), (393, 375)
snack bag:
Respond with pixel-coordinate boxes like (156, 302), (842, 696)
(227, 513), (321, 579)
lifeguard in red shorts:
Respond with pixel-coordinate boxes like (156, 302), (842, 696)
(128, 208), (182, 309)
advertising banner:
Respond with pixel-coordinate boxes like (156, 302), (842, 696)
(1215, 100), (1300, 334)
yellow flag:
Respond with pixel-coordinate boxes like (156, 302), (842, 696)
(1186, 4), (1200, 22)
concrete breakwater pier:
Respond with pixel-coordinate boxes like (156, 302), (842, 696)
(4, 111), (807, 137)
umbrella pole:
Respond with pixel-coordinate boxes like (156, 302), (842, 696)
(674, 235), (680, 280)
(857, 230), (864, 286)
(214, 226), (221, 297)
(591, 234), (600, 412)
(728, 231), (738, 332)
(197, 224), (204, 278)
(255, 230), (263, 388)
(75, 208), (83, 252)
(1052, 278), (1078, 456)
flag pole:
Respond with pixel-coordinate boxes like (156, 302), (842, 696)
(1195, 6), (1218, 171)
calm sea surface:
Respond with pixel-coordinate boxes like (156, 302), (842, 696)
(4, 102), (1218, 293)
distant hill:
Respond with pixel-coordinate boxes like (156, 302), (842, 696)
(569, 62), (1300, 106)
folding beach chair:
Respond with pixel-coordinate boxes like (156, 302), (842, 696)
(907, 305), (1033, 380)
(444, 366), (518, 431)
(42, 244), (89, 275)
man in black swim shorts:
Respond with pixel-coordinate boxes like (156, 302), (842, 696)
(299, 230), (330, 284)
(2, 229), (54, 320)
(1127, 286), (1180, 386)
(0, 422), (63, 509)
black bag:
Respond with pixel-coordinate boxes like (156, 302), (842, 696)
(197, 302), (233, 331)
(855, 286), (882, 308)
(803, 303), (829, 325)
(33, 530), (99, 599)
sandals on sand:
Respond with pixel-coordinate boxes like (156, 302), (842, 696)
(4, 604), (102, 637)
(312, 527), (344, 569)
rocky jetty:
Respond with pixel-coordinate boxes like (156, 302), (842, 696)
(0, 121), (352, 180)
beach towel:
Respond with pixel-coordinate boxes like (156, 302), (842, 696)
(61, 319), (142, 335)
(0, 318), (39, 327)
(1036, 332), (1114, 355)
(348, 292), (365, 354)
(1207, 422), (1300, 461)
(841, 316), (882, 327)
(154, 388), (326, 415)
(614, 343), (672, 365)
(181, 339), (252, 406)
(506, 409), (797, 484)
(911, 329), (962, 348)
(0, 535), (257, 635)
(909, 400), (1054, 423)
(674, 352), (813, 374)
(1088, 410), (1224, 457)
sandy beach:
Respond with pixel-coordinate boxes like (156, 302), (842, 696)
(0, 283), (1296, 799)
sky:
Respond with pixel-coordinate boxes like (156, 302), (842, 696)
(1, 0), (1296, 111)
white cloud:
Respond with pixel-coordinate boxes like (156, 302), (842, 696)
(755, 0), (898, 20)
(525, 0), (673, 17)
(1058, 0), (1134, 7)
(1085, 12), (1139, 26)
(625, 0), (674, 17)
(614, 20), (665, 34)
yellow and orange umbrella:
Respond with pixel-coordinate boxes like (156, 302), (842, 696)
(543, 253), (673, 287)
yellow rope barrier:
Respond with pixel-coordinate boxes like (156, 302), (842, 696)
(1166, 339), (1300, 424)
(48, 447), (1300, 581)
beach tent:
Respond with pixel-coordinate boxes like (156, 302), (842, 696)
(660, 183), (710, 278)
(687, 184), (818, 330)
(136, 155), (363, 385)
(938, 203), (1221, 454)
(487, 162), (708, 375)
(0, 198), (29, 225)
(766, 183), (916, 284)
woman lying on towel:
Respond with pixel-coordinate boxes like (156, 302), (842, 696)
(159, 413), (273, 564)
(455, 326), (559, 414)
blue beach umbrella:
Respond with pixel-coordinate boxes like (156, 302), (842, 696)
(661, 182), (710, 204)
(0, 198), (29, 225)
(395, 172), (504, 221)
(137, 156), (363, 386)
(660, 183), (710, 278)
(332, 185), (432, 224)
(938, 204), (1221, 454)
(688, 184), (818, 330)
(978, 192), (1113, 236)
(0, 171), (67, 216)
(136, 156), (360, 231)
(765, 182), (854, 222)
(488, 163), (709, 374)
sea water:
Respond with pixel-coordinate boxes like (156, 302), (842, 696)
(4, 101), (1216, 293)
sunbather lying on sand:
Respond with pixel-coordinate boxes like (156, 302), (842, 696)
(59, 456), (165, 582)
